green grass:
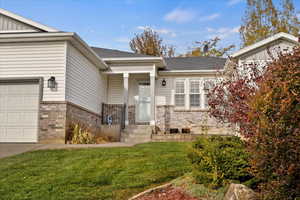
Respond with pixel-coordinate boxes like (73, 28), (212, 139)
(0, 142), (191, 200)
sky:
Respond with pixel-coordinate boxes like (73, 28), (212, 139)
(0, 0), (299, 55)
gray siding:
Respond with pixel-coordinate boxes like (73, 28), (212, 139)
(0, 14), (40, 32)
(239, 40), (296, 62)
(0, 41), (67, 101)
(66, 43), (107, 114)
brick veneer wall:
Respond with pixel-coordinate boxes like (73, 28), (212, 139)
(66, 102), (101, 135)
(38, 101), (102, 144)
(155, 105), (233, 135)
(39, 102), (67, 144)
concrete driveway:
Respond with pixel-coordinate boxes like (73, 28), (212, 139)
(0, 143), (136, 159)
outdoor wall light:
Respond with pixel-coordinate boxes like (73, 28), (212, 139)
(47, 76), (56, 89)
(161, 79), (166, 87)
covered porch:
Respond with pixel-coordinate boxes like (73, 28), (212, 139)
(102, 56), (165, 128)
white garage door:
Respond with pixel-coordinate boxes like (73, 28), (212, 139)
(0, 82), (39, 143)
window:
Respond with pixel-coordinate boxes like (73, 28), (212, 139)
(175, 80), (185, 107)
(203, 80), (215, 108)
(189, 80), (200, 107)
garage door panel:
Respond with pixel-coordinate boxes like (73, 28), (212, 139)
(0, 82), (39, 143)
(0, 112), (6, 123)
(0, 127), (5, 138)
(23, 96), (40, 109)
(0, 96), (6, 109)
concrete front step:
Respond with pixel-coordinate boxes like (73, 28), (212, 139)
(121, 125), (153, 143)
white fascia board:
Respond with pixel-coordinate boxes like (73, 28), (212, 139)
(158, 69), (224, 75)
(0, 32), (108, 70)
(0, 8), (59, 32)
(102, 57), (166, 68)
(231, 32), (299, 58)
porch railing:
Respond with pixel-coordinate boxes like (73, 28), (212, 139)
(101, 103), (126, 129)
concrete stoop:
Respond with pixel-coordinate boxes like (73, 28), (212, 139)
(121, 125), (153, 143)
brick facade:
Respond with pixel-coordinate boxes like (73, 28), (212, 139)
(155, 105), (233, 135)
(39, 102), (67, 144)
(38, 101), (101, 144)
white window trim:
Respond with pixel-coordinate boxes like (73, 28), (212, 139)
(173, 78), (213, 111)
(174, 79), (186, 108)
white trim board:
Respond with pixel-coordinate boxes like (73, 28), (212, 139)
(231, 32), (299, 58)
(0, 8), (59, 32)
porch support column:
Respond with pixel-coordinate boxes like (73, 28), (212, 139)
(150, 72), (155, 126)
(123, 73), (129, 125)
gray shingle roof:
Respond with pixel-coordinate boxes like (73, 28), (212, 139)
(91, 47), (226, 71)
(91, 47), (151, 58)
(163, 57), (226, 71)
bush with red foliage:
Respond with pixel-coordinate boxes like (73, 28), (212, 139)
(208, 47), (300, 199)
(247, 48), (300, 199)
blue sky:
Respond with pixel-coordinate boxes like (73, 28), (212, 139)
(1, 0), (299, 54)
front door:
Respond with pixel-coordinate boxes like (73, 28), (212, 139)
(136, 82), (151, 123)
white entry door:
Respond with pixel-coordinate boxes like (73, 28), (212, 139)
(0, 82), (39, 143)
(136, 82), (151, 123)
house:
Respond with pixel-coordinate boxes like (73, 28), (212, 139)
(0, 8), (298, 143)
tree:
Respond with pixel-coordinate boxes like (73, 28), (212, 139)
(184, 37), (235, 57)
(240, 0), (300, 47)
(129, 28), (175, 57)
(248, 47), (300, 199)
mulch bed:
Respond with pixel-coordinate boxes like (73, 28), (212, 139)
(135, 185), (199, 200)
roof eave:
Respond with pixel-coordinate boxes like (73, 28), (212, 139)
(231, 32), (299, 58)
(0, 8), (59, 32)
(158, 69), (224, 75)
(102, 57), (166, 68)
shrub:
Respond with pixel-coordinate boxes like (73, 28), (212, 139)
(247, 47), (300, 199)
(187, 136), (252, 189)
(70, 123), (95, 144)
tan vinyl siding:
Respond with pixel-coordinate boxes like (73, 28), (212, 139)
(0, 14), (40, 32)
(0, 41), (66, 101)
(107, 74), (123, 104)
(66, 43), (106, 114)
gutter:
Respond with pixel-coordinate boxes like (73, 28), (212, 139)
(158, 69), (224, 75)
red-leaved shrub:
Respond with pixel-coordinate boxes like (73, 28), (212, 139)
(247, 47), (300, 199)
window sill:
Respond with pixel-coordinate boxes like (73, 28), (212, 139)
(174, 108), (209, 112)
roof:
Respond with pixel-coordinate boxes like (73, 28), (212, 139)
(91, 47), (152, 58)
(0, 8), (59, 32)
(163, 56), (226, 71)
(231, 32), (299, 58)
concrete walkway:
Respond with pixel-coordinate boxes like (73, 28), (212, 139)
(0, 142), (136, 159)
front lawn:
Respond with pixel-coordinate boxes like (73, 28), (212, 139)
(0, 142), (191, 200)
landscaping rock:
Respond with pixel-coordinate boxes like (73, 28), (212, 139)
(223, 184), (257, 200)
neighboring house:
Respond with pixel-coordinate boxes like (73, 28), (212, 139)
(0, 8), (298, 143)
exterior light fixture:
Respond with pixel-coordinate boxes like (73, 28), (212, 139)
(47, 76), (56, 89)
(161, 79), (166, 87)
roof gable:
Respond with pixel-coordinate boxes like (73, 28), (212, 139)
(0, 8), (58, 33)
(231, 32), (299, 58)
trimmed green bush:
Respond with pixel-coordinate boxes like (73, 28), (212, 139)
(187, 136), (252, 188)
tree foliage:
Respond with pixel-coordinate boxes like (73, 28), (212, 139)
(247, 47), (300, 199)
(208, 46), (300, 199)
(129, 28), (175, 57)
(184, 37), (235, 57)
(240, 0), (300, 47)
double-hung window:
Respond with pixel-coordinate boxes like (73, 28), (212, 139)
(174, 79), (185, 107)
(203, 80), (215, 108)
(189, 79), (201, 107)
